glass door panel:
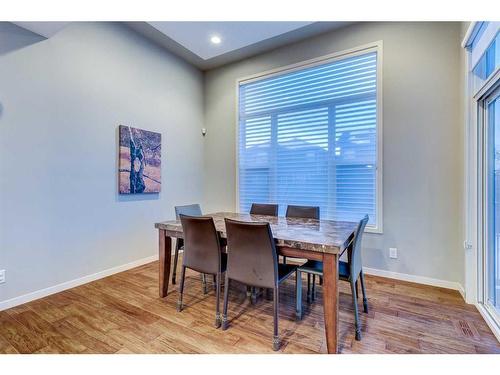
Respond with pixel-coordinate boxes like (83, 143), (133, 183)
(487, 90), (500, 315)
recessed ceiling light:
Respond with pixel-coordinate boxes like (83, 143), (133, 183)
(210, 35), (221, 45)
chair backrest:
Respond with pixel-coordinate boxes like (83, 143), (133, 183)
(224, 218), (278, 289)
(348, 215), (369, 280)
(250, 203), (278, 216)
(285, 205), (320, 220)
(175, 204), (202, 219)
(179, 215), (221, 274)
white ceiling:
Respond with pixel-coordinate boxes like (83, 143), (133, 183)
(148, 21), (312, 60)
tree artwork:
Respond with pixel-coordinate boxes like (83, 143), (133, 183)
(119, 125), (161, 194)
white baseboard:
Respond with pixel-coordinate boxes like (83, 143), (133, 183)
(0, 254), (159, 312)
(458, 284), (466, 301)
(363, 267), (464, 294)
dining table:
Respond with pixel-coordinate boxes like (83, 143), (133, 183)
(154, 211), (358, 354)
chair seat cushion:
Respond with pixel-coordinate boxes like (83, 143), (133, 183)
(277, 263), (297, 283)
(297, 260), (350, 279)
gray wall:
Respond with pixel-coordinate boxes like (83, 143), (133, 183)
(0, 22), (205, 302)
(204, 22), (465, 284)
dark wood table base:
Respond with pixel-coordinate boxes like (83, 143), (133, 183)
(158, 229), (171, 299)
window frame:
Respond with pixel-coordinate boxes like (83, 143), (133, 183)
(234, 41), (384, 233)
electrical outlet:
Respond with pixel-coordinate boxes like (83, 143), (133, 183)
(0, 270), (5, 284)
(389, 248), (398, 259)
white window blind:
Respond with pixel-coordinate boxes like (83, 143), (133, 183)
(238, 49), (380, 229)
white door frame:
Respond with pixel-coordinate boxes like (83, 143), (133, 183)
(464, 47), (478, 304)
(480, 82), (500, 322)
(463, 22), (500, 341)
(469, 69), (500, 340)
(463, 22), (500, 305)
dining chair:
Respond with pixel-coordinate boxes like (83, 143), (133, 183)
(222, 218), (297, 351)
(174, 204), (227, 293)
(285, 205), (320, 220)
(295, 215), (369, 341)
(283, 205), (320, 265)
(173, 204), (202, 286)
(250, 203), (279, 216)
(248, 203), (279, 302)
(177, 214), (227, 328)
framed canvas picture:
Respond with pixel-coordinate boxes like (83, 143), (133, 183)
(119, 125), (161, 194)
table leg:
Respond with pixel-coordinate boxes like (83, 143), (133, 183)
(322, 253), (339, 354)
(159, 229), (172, 298)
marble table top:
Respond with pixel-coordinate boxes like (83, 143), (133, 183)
(155, 212), (359, 254)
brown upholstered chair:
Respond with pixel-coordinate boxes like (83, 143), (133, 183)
(173, 204), (226, 293)
(248, 203), (279, 302)
(173, 204), (202, 286)
(222, 218), (297, 351)
(285, 205), (320, 220)
(250, 203), (279, 216)
(177, 215), (227, 328)
(283, 205), (320, 265)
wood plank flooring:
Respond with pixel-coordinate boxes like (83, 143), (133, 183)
(1, 257), (499, 354)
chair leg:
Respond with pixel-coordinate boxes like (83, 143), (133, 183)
(215, 273), (221, 328)
(201, 273), (208, 295)
(350, 280), (361, 340)
(355, 279), (359, 299)
(311, 275), (316, 301)
(296, 270), (302, 320)
(177, 266), (186, 312)
(360, 271), (368, 313)
(213, 274), (217, 291)
(251, 287), (257, 304)
(273, 286), (280, 351)
(306, 273), (312, 303)
(265, 288), (273, 301)
(222, 275), (230, 330)
(172, 241), (180, 285)
(283, 256), (287, 265)
(246, 285), (252, 298)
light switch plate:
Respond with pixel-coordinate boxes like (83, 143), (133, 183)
(389, 248), (398, 259)
(0, 269), (5, 284)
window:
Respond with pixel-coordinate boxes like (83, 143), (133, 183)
(472, 31), (499, 80)
(237, 44), (382, 231)
(466, 22), (500, 93)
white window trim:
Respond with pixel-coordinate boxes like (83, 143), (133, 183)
(234, 41), (384, 233)
(463, 41), (479, 305)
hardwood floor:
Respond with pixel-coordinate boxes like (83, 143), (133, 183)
(1, 257), (499, 354)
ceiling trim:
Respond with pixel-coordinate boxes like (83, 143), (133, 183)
(11, 21), (354, 71)
(126, 21), (353, 70)
(125, 22), (206, 67)
(11, 21), (70, 38)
